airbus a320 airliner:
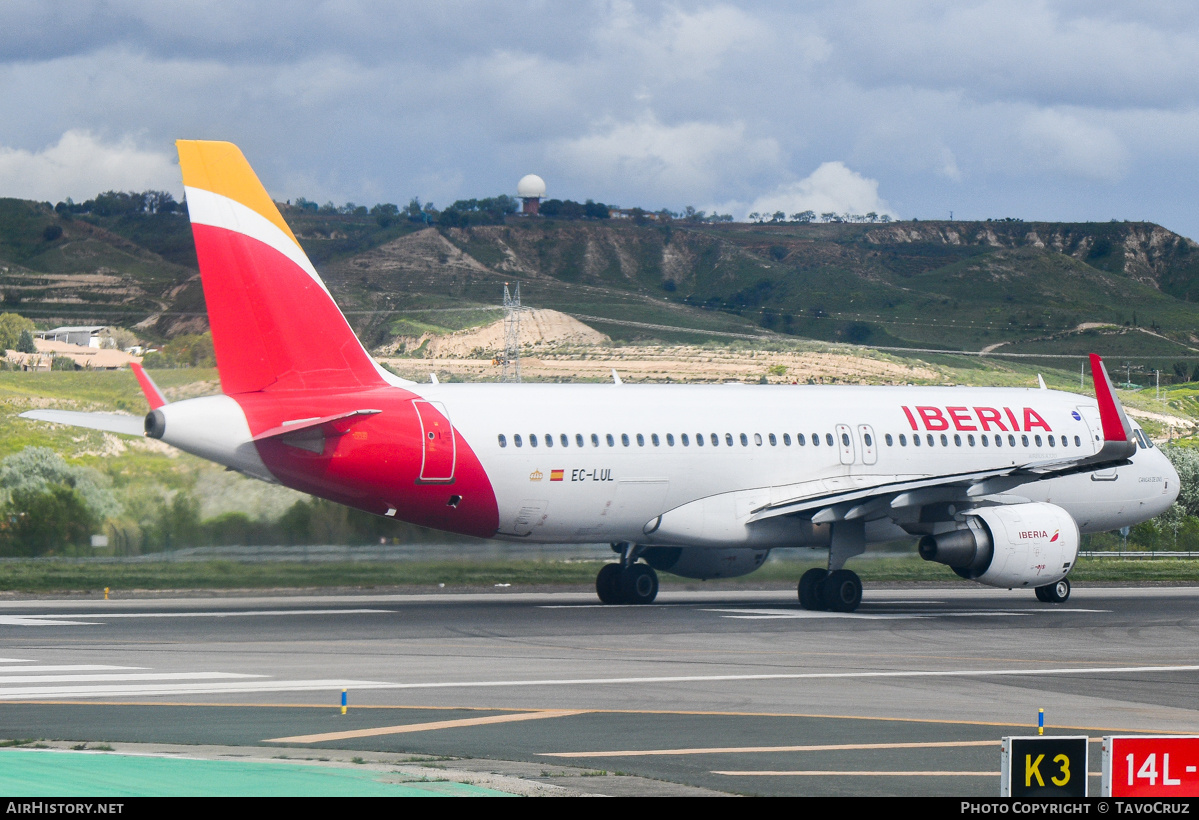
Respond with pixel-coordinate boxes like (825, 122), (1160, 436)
(23, 141), (1180, 612)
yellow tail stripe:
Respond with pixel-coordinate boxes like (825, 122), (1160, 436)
(176, 140), (299, 249)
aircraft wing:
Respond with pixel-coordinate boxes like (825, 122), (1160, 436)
(19, 409), (146, 437)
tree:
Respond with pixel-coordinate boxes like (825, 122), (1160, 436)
(3, 484), (96, 555)
(0, 312), (34, 352)
(16, 329), (35, 354)
(0, 447), (120, 555)
(790, 210), (815, 223)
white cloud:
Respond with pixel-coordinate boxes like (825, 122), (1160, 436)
(0, 130), (179, 202)
(1019, 109), (1128, 180)
(744, 161), (894, 220)
(550, 114), (781, 202)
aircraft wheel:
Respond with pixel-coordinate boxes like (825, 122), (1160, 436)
(596, 563), (624, 604)
(1037, 578), (1070, 604)
(798, 568), (829, 610)
(622, 563), (659, 604)
(822, 569), (863, 613)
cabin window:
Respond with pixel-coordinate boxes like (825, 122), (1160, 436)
(606, 434), (615, 447)
(899, 434), (907, 446)
(1034, 435), (1043, 447)
(530, 434), (539, 447)
(740, 433), (748, 446)
(1008, 434), (1017, 447)
(636, 433), (645, 446)
(622, 434), (631, 447)
(576, 434), (584, 447)
(797, 434), (805, 445)
(995, 435), (1002, 447)
(967, 434), (975, 446)
(841, 433), (851, 447)
(755, 433), (763, 446)
(927, 434), (935, 446)
(652, 433), (660, 446)
(981, 435), (989, 447)
(783, 433), (792, 445)
(811, 434), (819, 447)
(864, 433), (873, 447)
(514, 434), (523, 447)
(826, 433), (835, 446)
(953, 434), (960, 446)
(726, 433), (735, 446)
(682, 433), (690, 446)
(1074, 435), (1081, 447)
(545, 434), (553, 448)
(1021, 435), (1029, 447)
(768, 433), (777, 446)
(498, 434), (507, 448)
(666, 433), (674, 446)
(561, 434), (569, 447)
(712, 433), (720, 446)
(913, 434), (921, 447)
(591, 433), (600, 447)
(884, 433), (893, 446)
(696, 433), (704, 447)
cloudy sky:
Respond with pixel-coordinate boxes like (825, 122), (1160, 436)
(1, 1), (1197, 238)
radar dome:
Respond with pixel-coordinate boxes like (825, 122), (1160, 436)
(517, 174), (546, 198)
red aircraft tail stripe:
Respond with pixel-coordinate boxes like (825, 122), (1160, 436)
(130, 362), (167, 410)
(1089, 353), (1133, 442)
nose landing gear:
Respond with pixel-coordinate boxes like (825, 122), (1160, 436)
(595, 543), (660, 604)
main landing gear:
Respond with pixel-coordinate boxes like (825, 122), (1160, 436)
(1035, 577), (1071, 603)
(798, 568), (863, 612)
(595, 543), (659, 605)
(798, 520), (866, 613)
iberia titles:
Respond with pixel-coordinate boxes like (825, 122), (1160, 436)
(901, 405), (1053, 432)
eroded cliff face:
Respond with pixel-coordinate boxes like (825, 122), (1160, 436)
(863, 221), (1199, 290)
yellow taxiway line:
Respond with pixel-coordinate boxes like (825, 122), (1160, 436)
(543, 738), (1000, 758)
(266, 708), (590, 744)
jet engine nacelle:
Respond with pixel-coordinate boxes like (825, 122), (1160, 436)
(918, 502), (1080, 589)
(642, 547), (769, 580)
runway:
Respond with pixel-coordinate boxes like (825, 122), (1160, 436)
(2, 585), (1198, 796)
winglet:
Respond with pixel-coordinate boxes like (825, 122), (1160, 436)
(131, 362), (167, 410)
(1089, 353), (1134, 442)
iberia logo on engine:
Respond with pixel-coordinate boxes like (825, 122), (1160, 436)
(1017, 529), (1059, 541)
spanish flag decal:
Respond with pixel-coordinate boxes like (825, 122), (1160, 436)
(550, 469), (565, 482)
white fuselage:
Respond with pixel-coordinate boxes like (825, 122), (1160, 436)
(419, 382), (1178, 546)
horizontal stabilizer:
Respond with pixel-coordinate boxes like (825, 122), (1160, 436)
(251, 409), (381, 442)
(20, 409), (145, 437)
(131, 362), (167, 409)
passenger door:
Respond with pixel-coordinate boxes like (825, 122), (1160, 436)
(413, 400), (456, 483)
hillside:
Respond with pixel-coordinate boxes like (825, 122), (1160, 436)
(3, 197), (1199, 366)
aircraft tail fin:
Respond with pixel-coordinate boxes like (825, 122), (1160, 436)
(1089, 353), (1135, 443)
(177, 140), (389, 395)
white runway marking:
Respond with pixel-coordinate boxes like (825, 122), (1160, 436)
(0, 679), (390, 701)
(0, 609), (390, 627)
(0, 665), (143, 674)
(207, 663), (1197, 693)
(704, 608), (1108, 620)
(0, 672), (260, 685)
